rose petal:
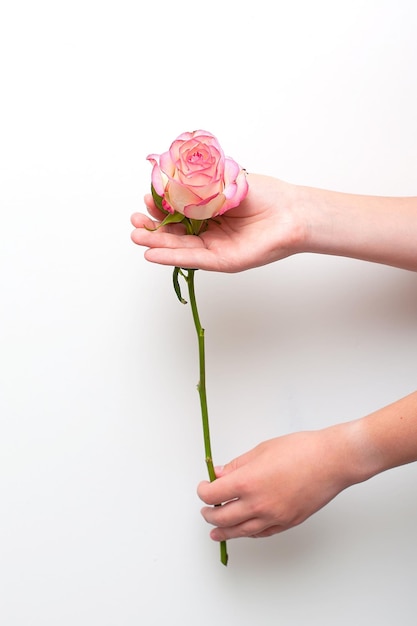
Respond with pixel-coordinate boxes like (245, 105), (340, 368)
(147, 155), (167, 198)
(183, 193), (226, 220)
(223, 181), (238, 201)
(166, 179), (203, 214)
(223, 157), (240, 184)
(159, 151), (176, 177)
(220, 169), (249, 213)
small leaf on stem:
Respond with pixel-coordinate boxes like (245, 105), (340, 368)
(173, 267), (187, 304)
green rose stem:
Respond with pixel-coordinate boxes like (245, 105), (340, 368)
(149, 195), (229, 565)
(176, 266), (228, 567)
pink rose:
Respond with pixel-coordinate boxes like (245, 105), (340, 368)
(147, 130), (248, 221)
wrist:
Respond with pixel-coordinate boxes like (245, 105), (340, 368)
(283, 182), (334, 257)
(323, 420), (382, 490)
(270, 178), (311, 256)
(327, 392), (417, 490)
(292, 183), (339, 257)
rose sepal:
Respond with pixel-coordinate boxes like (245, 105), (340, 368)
(188, 218), (207, 235)
(144, 211), (187, 232)
(151, 184), (166, 213)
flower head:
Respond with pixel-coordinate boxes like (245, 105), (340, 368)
(147, 130), (248, 221)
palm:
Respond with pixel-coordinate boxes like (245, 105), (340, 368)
(197, 204), (283, 272)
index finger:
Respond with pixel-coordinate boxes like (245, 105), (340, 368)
(197, 474), (240, 506)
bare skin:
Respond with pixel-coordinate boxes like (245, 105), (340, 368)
(197, 393), (417, 541)
(131, 173), (417, 272)
(131, 173), (417, 541)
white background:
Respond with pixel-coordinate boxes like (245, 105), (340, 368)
(1, 1), (417, 624)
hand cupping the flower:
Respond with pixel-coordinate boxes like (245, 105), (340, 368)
(147, 130), (248, 224)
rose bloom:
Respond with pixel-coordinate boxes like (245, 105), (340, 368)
(147, 130), (248, 220)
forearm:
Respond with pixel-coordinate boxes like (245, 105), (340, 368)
(333, 391), (417, 487)
(296, 185), (417, 271)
